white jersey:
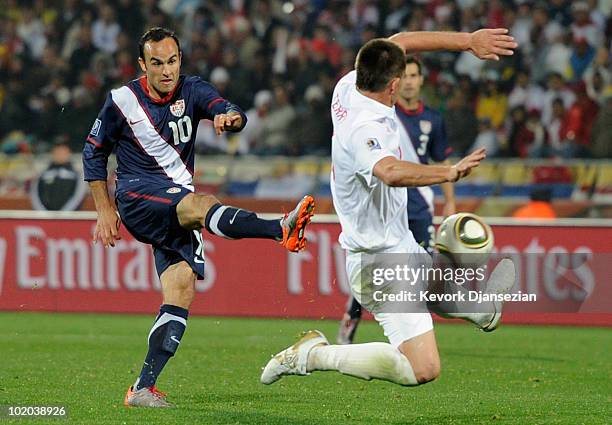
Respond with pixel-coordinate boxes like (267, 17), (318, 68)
(330, 71), (422, 254)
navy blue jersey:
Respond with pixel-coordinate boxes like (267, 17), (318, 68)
(82, 75), (246, 192)
(396, 101), (452, 220)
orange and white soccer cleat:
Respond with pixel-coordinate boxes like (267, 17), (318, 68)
(279, 195), (315, 252)
(124, 385), (172, 408)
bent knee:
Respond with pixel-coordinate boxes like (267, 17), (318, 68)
(413, 361), (441, 384)
(177, 193), (220, 229)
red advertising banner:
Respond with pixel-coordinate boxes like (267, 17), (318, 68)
(0, 216), (610, 326)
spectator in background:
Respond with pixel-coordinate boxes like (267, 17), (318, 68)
(288, 84), (332, 156)
(193, 67), (232, 155)
(209, 66), (230, 97)
(563, 82), (599, 155)
(546, 97), (568, 157)
(444, 89), (478, 156)
(512, 187), (557, 220)
(61, 6), (95, 62)
(57, 86), (98, 153)
(33, 95), (59, 145)
(542, 29), (572, 79)
(508, 68), (545, 112)
(590, 86), (612, 159)
(525, 110), (547, 158)
(470, 117), (499, 157)
(541, 72), (576, 125)
(220, 48), (252, 109)
(476, 71), (507, 129)
(92, 4), (121, 55)
(506, 105), (529, 157)
(570, 1), (602, 47)
(254, 83), (296, 155)
(583, 47), (611, 105)
(16, 8), (47, 60)
(68, 25), (97, 86)
(569, 37), (596, 81)
(237, 89), (273, 155)
(30, 142), (86, 211)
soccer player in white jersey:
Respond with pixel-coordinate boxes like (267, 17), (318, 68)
(261, 29), (518, 387)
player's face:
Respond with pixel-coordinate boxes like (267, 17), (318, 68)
(399, 63), (424, 102)
(138, 37), (182, 99)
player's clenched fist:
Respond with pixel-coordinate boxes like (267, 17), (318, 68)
(447, 148), (486, 182)
(93, 207), (122, 248)
(213, 112), (243, 135)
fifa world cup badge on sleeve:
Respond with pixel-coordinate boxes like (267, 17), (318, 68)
(366, 138), (381, 150)
(90, 119), (101, 136)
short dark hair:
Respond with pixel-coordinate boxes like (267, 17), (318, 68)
(139, 27), (181, 60)
(405, 55), (422, 75)
(355, 39), (406, 92)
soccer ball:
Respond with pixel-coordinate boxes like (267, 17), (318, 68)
(434, 213), (494, 266)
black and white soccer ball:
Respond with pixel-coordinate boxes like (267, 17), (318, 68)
(435, 212), (494, 266)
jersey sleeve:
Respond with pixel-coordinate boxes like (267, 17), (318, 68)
(82, 93), (122, 181)
(191, 77), (247, 131)
(351, 122), (398, 186)
(429, 114), (452, 162)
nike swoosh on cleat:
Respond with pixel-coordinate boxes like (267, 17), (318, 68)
(170, 336), (181, 344)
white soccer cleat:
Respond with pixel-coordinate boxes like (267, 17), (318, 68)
(260, 330), (329, 385)
(479, 258), (517, 332)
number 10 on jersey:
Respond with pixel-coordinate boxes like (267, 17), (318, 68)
(168, 116), (192, 145)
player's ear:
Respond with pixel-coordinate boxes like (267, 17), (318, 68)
(138, 56), (147, 73)
(389, 77), (400, 95)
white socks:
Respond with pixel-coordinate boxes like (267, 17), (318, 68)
(426, 280), (494, 328)
(307, 342), (418, 386)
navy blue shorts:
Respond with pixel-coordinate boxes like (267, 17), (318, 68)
(116, 184), (205, 279)
(409, 217), (435, 253)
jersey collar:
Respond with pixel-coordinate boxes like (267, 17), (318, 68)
(138, 75), (180, 104)
(352, 87), (396, 119)
(396, 100), (424, 115)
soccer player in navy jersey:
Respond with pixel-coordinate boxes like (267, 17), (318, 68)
(336, 56), (457, 345)
(82, 27), (315, 407)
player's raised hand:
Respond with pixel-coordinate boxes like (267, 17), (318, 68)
(93, 207), (122, 248)
(213, 112), (243, 135)
(447, 148), (486, 182)
(468, 28), (517, 61)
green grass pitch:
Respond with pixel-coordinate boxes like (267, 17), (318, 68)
(0, 312), (610, 424)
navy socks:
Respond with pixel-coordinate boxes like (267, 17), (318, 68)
(135, 304), (188, 390)
(204, 204), (282, 240)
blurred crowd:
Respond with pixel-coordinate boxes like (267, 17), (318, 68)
(0, 0), (610, 158)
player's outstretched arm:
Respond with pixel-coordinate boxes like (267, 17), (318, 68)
(388, 29), (517, 61)
(89, 180), (121, 248)
(373, 148), (486, 187)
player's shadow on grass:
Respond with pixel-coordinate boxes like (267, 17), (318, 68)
(445, 350), (566, 363)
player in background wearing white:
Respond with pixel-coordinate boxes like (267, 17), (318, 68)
(337, 55), (457, 344)
(261, 29), (517, 387)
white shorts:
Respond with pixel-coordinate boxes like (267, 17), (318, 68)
(345, 251), (433, 348)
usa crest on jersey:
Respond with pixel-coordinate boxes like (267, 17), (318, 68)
(419, 120), (432, 134)
(170, 99), (185, 117)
